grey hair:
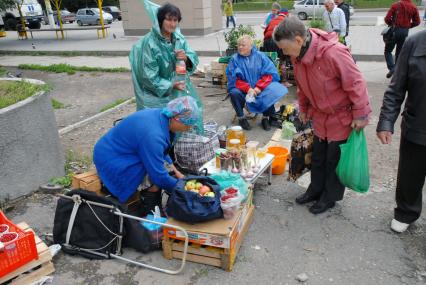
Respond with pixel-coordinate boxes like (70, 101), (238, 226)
(237, 34), (254, 45)
(273, 15), (307, 42)
(324, 0), (334, 4)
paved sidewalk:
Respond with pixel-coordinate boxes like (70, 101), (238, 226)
(0, 21), (424, 60)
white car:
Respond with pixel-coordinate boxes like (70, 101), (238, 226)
(294, 0), (354, 20)
(76, 8), (113, 26)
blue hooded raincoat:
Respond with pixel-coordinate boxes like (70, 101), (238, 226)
(226, 47), (287, 113)
(93, 109), (177, 203)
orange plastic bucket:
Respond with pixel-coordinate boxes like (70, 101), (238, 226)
(267, 146), (289, 175)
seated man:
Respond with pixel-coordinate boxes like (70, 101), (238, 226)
(93, 96), (200, 216)
(226, 35), (288, 131)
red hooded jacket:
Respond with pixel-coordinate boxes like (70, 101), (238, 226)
(293, 29), (372, 141)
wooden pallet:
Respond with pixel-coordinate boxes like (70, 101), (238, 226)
(0, 223), (54, 285)
(162, 205), (255, 271)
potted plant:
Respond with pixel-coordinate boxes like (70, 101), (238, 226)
(224, 25), (256, 56)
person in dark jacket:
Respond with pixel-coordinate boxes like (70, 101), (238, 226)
(334, 0), (350, 37)
(376, 30), (426, 233)
(383, 0), (420, 78)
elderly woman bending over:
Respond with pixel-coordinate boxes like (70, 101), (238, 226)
(226, 35), (288, 131)
(273, 16), (371, 214)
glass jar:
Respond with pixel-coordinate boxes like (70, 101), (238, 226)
(226, 126), (246, 148)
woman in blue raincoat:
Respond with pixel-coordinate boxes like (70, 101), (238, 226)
(93, 96), (200, 216)
(226, 35), (288, 131)
(129, 0), (203, 131)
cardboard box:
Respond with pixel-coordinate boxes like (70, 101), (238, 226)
(163, 195), (252, 249)
(71, 170), (102, 195)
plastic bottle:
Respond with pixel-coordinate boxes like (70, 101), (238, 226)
(175, 59), (186, 85)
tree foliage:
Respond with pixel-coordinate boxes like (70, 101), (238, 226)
(0, 0), (19, 11)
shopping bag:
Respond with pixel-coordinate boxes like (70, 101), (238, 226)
(336, 129), (370, 193)
(166, 176), (223, 223)
(381, 26), (395, 44)
(210, 171), (249, 201)
(174, 130), (219, 174)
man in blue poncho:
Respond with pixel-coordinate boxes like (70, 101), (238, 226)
(226, 35), (288, 130)
(93, 96), (200, 216)
(129, 0), (203, 131)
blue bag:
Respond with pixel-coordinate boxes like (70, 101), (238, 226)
(166, 176), (223, 223)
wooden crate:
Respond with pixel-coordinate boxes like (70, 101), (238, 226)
(0, 223), (54, 285)
(162, 204), (255, 271)
(71, 170), (141, 210)
(71, 170), (102, 195)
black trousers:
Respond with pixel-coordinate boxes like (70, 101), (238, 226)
(384, 27), (409, 71)
(394, 137), (426, 224)
(306, 136), (347, 202)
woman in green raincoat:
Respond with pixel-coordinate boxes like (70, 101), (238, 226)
(129, 0), (203, 131)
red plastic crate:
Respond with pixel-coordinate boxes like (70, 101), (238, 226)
(0, 211), (38, 278)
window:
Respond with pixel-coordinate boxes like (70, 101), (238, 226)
(77, 10), (84, 15)
(306, 0), (313, 5)
(86, 10), (94, 15)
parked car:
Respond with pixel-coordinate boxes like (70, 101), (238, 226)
(53, 10), (76, 24)
(76, 8), (113, 26)
(294, 0), (354, 20)
(102, 6), (122, 21)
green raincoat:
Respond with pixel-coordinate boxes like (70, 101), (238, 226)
(129, 0), (203, 131)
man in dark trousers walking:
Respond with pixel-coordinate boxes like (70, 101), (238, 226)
(377, 30), (426, 233)
(335, 0), (350, 38)
(384, 0), (420, 78)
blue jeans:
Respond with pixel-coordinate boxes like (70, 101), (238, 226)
(226, 16), (236, 28)
(384, 27), (408, 71)
(229, 88), (275, 118)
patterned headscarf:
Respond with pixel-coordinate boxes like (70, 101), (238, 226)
(162, 96), (200, 126)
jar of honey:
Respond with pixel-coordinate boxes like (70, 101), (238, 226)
(226, 126), (246, 148)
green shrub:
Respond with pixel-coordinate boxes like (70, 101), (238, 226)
(224, 25), (256, 50)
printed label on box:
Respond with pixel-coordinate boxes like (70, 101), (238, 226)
(174, 231), (231, 249)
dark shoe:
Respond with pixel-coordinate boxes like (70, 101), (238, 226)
(309, 200), (335, 214)
(140, 190), (163, 217)
(261, 117), (271, 131)
(386, 70), (394, 78)
(239, 118), (251, 130)
(295, 192), (319, 205)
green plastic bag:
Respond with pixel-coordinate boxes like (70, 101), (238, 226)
(210, 171), (249, 201)
(336, 129), (370, 193)
(281, 121), (297, 140)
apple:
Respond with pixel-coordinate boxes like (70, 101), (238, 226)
(185, 181), (195, 190)
(199, 185), (211, 196)
(195, 182), (203, 190)
(205, 192), (215, 198)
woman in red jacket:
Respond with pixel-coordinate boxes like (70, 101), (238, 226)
(274, 16), (372, 214)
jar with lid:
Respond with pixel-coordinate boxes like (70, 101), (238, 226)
(226, 126), (246, 148)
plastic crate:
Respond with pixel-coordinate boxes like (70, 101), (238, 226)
(0, 211), (38, 277)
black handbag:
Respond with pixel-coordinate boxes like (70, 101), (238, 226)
(382, 2), (400, 44)
(382, 26), (395, 43)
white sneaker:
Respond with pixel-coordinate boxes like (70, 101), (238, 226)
(391, 219), (410, 233)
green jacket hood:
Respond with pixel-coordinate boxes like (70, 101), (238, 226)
(141, 0), (184, 40)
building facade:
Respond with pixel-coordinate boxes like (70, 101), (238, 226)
(119, 0), (223, 36)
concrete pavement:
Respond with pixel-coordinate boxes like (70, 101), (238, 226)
(0, 20), (424, 60)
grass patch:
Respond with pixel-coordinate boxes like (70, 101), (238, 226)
(226, 0), (413, 10)
(100, 98), (128, 112)
(18, 63), (129, 75)
(0, 81), (50, 109)
(51, 98), (67, 109)
(0, 66), (6, 77)
(231, 1), (294, 11)
(49, 150), (92, 187)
